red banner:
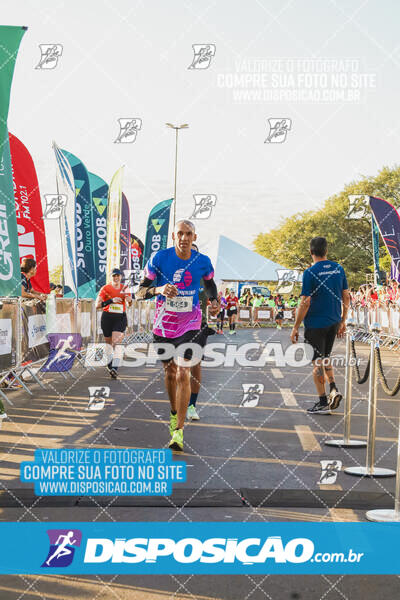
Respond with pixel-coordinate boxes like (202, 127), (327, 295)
(9, 133), (50, 293)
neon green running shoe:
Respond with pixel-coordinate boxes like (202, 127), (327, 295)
(169, 412), (178, 436)
(187, 405), (200, 421)
(169, 428), (183, 451)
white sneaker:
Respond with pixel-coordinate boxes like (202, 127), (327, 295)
(187, 405), (200, 421)
(0, 412), (7, 420)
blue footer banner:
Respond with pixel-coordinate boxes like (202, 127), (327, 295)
(0, 522), (398, 574)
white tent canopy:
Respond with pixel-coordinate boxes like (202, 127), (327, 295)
(214, 235), (287, 282)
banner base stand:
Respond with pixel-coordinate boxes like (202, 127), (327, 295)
(325, 439), (367, 448)
(366, 509), (400, 522)
(345, 466), (396, 477)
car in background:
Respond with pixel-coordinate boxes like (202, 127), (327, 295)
(239, 284), (271, 298)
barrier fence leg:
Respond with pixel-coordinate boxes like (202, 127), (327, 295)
(345, 326), (395, 478)
(8, 370), (33, 395)
(22, 366), (46, 390)
(325, 329), (367, 448)
(0, 387), (12, 406)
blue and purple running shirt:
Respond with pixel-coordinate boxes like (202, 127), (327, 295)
(144, 247), (215, 338)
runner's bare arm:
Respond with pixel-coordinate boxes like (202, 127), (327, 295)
(341, 289), (350, 322)
(290, 295), (311, 343)
(337, 289), (350, 337)
(293, 295), (310, 328)
(95, 291), (113, 310)
(21, 288), (45, 300)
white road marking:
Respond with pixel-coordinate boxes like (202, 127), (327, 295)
(271, 368), (283, 379)
(295, 425), (321, 452)
(280, 387), (298, 406)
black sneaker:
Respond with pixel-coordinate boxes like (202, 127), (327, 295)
(307, 401), (331, 414)
(328, 389), (342, 410)
(109, 368), (118, 379)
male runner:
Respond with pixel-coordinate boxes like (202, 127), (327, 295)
(136, 220), (219, 450)
(96, 268), (132, 379)
(290, 237), (350, 414)
(216, 291), (227, 333)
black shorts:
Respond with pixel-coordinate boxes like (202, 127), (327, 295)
(227, 308), (237, 317)
(304, 323), (340, 362)
(153, 328), (209, 363)
(275, 311), (284, 320)
(101, 311), (127, 338)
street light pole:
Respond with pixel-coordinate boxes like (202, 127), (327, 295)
(173, 127), (178, 228)
(166, 123), (189, 230)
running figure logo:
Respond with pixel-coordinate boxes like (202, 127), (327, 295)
(87, 386), (110, 411)
(42, 529), (82, 568)
(265, 118), (292, 143)
(188, 44), (216, 69)
(84, 343), (113, 367)
(346, 194), (370, 220)
(240, 383), (264, 407)
(35, 44), (63, 69)
(43, 194), (67, 220)
(276, 269), (302, 294)
(319, 460), (342, 485)
(123, 269), (137, 292)
(94, 347), (105, 362)
(41, 334), (82, 373)
(114, 118), (142, 143)
(189, 195), (217, 220)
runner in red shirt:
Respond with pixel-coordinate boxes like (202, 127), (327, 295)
(226, 290), (239, 335)
(96, 268), (132, 378)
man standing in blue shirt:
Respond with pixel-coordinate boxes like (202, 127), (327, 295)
(290, 237), (350, 414)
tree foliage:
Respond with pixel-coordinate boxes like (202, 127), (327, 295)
(253, 165), (400, 287)
(49, 265), (63, 285)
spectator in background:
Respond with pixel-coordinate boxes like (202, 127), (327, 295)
(274, 294), (285, 330)
(368, 285), (379, 305)
(239, 293), (248, 306)
(55, 285), (63, 297)
(21, 258), (46, 300)
(216, 291), (227, 334)
(252, 294), (263, 308)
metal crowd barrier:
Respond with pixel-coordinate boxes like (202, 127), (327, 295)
(0, 297), (156, 406)
(206, 305), (297, 327)
(349, 305), (400, 338)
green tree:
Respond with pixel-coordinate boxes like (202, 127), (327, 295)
(254, 165), (400, 287)
(49, 265), (63, 285)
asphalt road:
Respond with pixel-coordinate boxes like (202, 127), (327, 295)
(1, 326), (400, 598)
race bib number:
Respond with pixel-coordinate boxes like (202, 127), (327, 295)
(109, 303), (123, 314)
(165, 296), (193, 312)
